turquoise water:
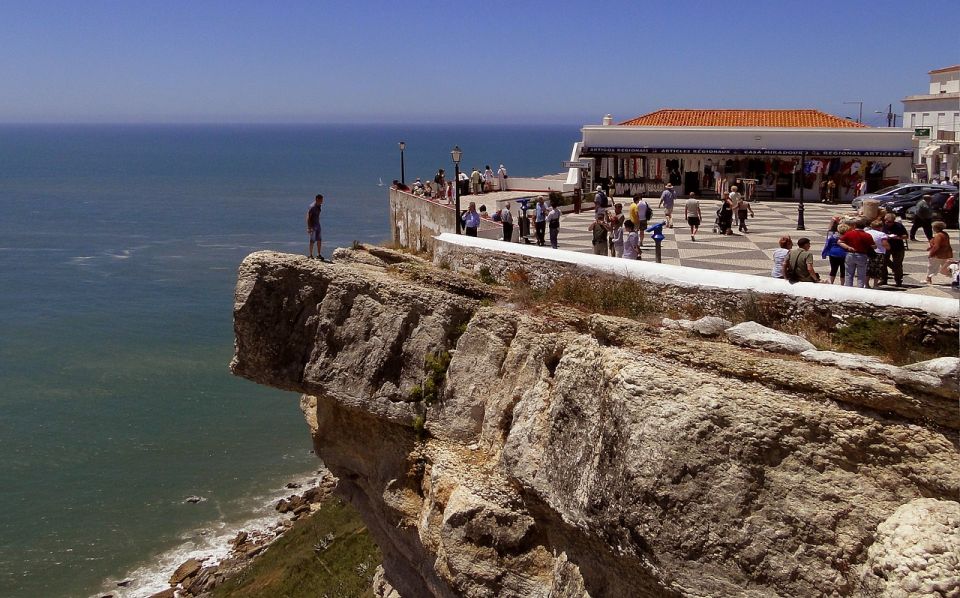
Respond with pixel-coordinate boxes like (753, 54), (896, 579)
(0, 124), (578, 597)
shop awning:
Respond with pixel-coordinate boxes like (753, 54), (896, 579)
(922, 144), (942, 156)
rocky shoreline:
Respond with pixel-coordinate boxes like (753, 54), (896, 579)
(97, 470), (339, 598)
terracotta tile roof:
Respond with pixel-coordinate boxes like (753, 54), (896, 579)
(928, 65), (960, 75)
(618, 109), (868, 128)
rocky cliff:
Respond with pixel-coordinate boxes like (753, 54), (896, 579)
(231, 248), (959, 598)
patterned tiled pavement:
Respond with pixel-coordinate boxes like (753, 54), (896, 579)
(554, 199), (958, 299)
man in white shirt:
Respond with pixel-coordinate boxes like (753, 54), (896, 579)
(497, 164), (508, 191)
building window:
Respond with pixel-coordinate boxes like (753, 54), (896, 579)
(910, 114), (916, 127)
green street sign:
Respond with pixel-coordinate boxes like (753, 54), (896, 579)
(914, 127), (931, 137)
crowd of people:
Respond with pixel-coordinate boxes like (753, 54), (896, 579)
(392, 174), (958, 287)
(772, 212), (955, 287)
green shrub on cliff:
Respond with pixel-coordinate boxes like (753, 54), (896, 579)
(210, 498), (380, 598)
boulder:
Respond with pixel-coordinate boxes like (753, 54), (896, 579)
(725, 320), (816, 354)
(183, 495), (205, 504)
(147, 590), (175, 598)
(168, 558), (202, 586)
(859, 498), (960, 596)
(286, 481), (302, 489)
(115, 578), (133, 587)
(904, 356), (960, 393)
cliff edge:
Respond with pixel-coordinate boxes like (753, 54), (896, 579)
(231, 248), (959, 598)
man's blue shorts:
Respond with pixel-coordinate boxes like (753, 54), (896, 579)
(309, 227), (322, 242)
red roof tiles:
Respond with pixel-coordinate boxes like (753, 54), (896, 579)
(618, 109), (868, 128)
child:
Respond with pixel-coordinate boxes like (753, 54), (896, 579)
(623, 220), (640, 260)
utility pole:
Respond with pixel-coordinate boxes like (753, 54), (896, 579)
(843, 101), (863, 124)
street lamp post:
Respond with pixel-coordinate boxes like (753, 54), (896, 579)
(451, 146), (463, 234)
(797, 152), (806, 231)
(843, 101), (863, 124)
(398, 141), (406, 185)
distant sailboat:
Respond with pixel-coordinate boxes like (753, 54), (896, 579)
(378, 177), (384, 187)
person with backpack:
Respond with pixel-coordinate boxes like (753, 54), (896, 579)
(882, 213), (908, 287)
(784, 237), (820, 283)
(594, 185), (609, 218)
(911, 195), (934, 242)
(635, 196), (652, 246)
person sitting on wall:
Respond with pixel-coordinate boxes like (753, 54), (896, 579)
(391, 180), (410, 192)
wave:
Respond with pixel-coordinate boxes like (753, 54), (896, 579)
(89, 468), (327, 598)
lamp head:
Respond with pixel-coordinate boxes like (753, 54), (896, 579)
(451, 145), (462, 165)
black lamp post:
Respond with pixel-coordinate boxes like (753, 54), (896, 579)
(797, 152), (806, 230)
(451, 145), (462, 234)
(398, 141), (406, 185)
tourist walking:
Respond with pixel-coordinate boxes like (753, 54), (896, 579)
(609, 211), (624, 257)
(306, 193), (324, 260)
(534, 196), (547, 246)
(865, 219), (890, 287)
(546, 199), (561, 249)
(622, 221), (640, 260)
(658, 184), (676, 228)
(771, 236), (793, 278)
(927, 221), (954, 284)
(635, 195), (652, 246)
(882, 213), (908, 287)
(838, 220), (876, 288)
(821, 223), (847, 284)
(911, 195), (934, 242)
(718, 192), (735, 235)
(684, 193), (702, 241)
(500, 202), (514, 242)
(628, 195), (641, 228)
(589, 214), (611, 256)
(497, 164), (508, 192)
(594, 185), (609, 218)
(785, 237), (820, 283)
(736, 196), (755, 233)
(728, 185), (742, 209)
(462, 202), (480, 237)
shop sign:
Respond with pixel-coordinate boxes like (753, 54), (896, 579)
(914, 127), (931, 138)
(562, 160), (592, 169)
(582, 147), (913, 157)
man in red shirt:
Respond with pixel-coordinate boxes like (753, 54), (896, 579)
(838, 220), (876, 288)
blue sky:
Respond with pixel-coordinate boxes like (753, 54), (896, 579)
(1, 0), (957, 125)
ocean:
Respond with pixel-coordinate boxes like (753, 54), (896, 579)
(0, 123), (579, 597)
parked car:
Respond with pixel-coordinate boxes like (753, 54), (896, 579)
(851, 183), (955, 210)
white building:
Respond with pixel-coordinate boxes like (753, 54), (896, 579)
(901, 65), (960, 181)
(570, 110), (913, 202)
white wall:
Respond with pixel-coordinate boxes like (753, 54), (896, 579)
(582, 126), (913, 153)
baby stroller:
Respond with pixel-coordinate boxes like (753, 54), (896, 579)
(711, 207), (723, 234)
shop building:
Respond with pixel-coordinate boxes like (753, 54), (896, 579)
(572, 110), (913, 202)
(902, 65), (960, 181)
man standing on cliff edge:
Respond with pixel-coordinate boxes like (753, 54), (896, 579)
(306, 194), (325, 261)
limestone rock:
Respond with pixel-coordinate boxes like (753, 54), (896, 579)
(232, 250), (960, 598)
(662, 316), (732, 336)
(168, 558), (201, 586)
(859, 498), (960, 597)
(147, 590), (175, 598)
(725, 320), (816, 354)
(904, 356), (960, 394)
